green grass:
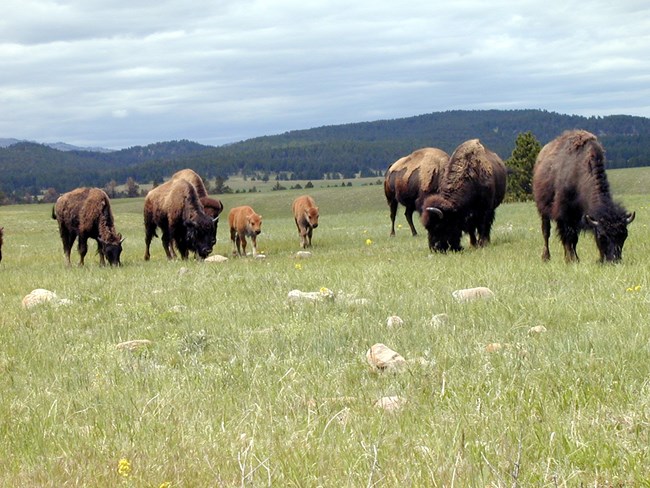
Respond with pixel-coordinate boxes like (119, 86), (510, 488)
(0, 172), (649, 486)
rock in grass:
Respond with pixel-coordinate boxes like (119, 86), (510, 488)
(204, 254), (228, 263)
(366, 343), (406, 372)
(386, 315), (404, 328)
(295, 251), (312, 259)
(116, 339), (152, 351)
(287, 288), (335, 303)
(22, 289), (71, 309)
(374, 395), (407, 412)
(528, 325), (547, 335)
(452, 287), (494, 303)
(485, 342), (503, 353)
(430, 313), (449, 327)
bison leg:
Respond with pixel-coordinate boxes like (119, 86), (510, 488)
(250, 234), (259, 256)
(97, 240), (106, 266)
(404, 205), (418, 237)
(78, 236), (89, 266)
(540, 216), (551, 261)
(557, 220), (579, 262)
(476, 210), (495, 247)
(306, 226), (313, 247)
(161, 232), (174, 260)
(239, 234), (247, 256)
(59, 228), (75, 266)
(388, 200), (398, 236)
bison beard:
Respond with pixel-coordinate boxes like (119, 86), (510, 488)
(533, 130), (635, 263)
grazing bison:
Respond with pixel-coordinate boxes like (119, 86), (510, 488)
(143, 178), (216, 261)
(292, 195), (319, 248)
(52, 188), (124, 266)
(417, 139), (506, 252)
(532, 130), (635, 263)
(0, 226), (3, 263)
(384, 147), (449, 236)
(170, 169), (224, 220)
(228, 205), (263, 257)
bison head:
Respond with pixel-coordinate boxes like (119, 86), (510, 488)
(306, 207), (319, 229)
(247, 213), (263, 235)
(419, 195), (462, 253)
(184, 217), (216, 259)
(99, 235), (124, 266)
(585, 207), (635, 262)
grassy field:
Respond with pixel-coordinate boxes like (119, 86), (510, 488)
(0, 168), (649, 486)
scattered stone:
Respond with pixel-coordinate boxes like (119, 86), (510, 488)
(366, 343), (407, 372)
(452, 287), (494, 302)
(21, 289), (71, 309)
(287, 288), (335, 303)
(485, 342), (503, 353)
(430, 313), (449, 327)
(204, 255), (228, 263)
(528, 325), (547, 335)
(116, 339), (153, 351)
(374, 395), (407, 412)
(295, 251), (312, 259)
(169, 305), (187, 313)
(386, 315), (404, 328)
(254, 254), (267, 260)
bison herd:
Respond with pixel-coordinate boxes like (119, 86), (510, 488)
(0, 130), (635, 267)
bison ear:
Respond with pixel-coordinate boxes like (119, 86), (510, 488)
(425, 207), (444, 219)
(626, 212), (636, 224)
(585, 214), (599, 227)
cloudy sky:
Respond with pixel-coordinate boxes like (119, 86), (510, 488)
(2, 0), (649, 149)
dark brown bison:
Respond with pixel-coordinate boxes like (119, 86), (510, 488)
(52, 188), (124, 266)
(0, 226), (3, 263)
(533, 130), (635, 263)
(417, 139), (506, 252)
(292, 195), (319, 248)
(143, 178), (216, 260)
(228, 205), (262, 257)
(384, 147), (449, 236)
(170, 169), (224, 220)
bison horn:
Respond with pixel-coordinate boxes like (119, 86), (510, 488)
(626, 212), (636, 224)
(213, 217), (219, 223)
(425, 207), (444, 219)
(585, 214), (599, 227)
(120, 237), (126, 244)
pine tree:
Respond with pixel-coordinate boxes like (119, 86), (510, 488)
(506, 131), (541, 202)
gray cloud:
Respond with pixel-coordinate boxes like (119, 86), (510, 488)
(1, 0), (649, 148)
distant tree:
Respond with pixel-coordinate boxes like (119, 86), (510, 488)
(126, 177), (140, 198)
(213, 176), (229, 194)
(104, 180), (118, 198)
(272, 182), (287, 191)
(41, 187), (59, 203)
(305, 181), (314, 189)
(506, 131), (541, 202)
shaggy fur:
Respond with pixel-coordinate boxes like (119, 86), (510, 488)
(143, 178), (216, 260)
(417, 139), (506, 252)
(170, 169), (224, 219)
(533, 130), (635, 262)
(228, 206), (263, 257)
(384, 147), (449, 236)
(292, 195), (319, 248)
(52, 188), (123, 266)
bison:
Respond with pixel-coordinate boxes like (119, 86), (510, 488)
(52, 187), (124, 266)
(143, 178), (216, 261)
(228, 205), (262, 257)
(384, 147), (449, 236)
(0, 226), (3, 263)
(292, 195), (319, 248)
(417, 139), (506, 252)
(532, 130), (635, 263)
(170, 169), (224, 220)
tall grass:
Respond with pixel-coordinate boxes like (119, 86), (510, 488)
(0, 175), (648, 486)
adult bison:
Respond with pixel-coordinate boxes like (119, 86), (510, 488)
(170, 169), (224, 220)
(228, 205), (262, 257)
(143, 178), (216, 261)
(417, 139), (506, 252)
(384, 147), (449, 236)
(292, 195), (319, 248)
(52, 188), (124, 266)
(533, 130), (635, 263)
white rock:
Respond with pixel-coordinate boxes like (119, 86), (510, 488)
(116, 339), (152, 351)
(366, 343), (407, 372)
(386, 316), (404, 328)
(295, 251), (312, 259)
(430, 313), (449, 327)
(528, 325), (547, 335)
(204, 255), (228, 263)
(452, 287), (494, 302)
(287, 288), (335, 303)
(178, 266), (189, 275)
(22, 289), (71, 309)
(374, 396), (407, 412)
(254, 254), (267, 259)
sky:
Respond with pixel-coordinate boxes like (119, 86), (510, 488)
(2, 0), (650, 149)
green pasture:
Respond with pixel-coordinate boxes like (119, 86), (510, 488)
(0, 168), (649, 486)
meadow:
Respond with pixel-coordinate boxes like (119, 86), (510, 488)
(0, 168), (649, 486)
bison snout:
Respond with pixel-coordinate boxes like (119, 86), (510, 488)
(255, 230), (261, 235)
(312, 223), (318, 228)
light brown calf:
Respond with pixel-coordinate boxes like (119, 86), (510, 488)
(292, 195), (319, 248)
(228, 206), (263, 256)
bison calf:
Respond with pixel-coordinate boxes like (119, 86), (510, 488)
(53, 188), (124, 266)
(228, 206), (262, 257)
(292, 195), (319, 248)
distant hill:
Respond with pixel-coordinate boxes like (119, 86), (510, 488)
(1, 109), (650, 202)
(0, 138), (113, 153)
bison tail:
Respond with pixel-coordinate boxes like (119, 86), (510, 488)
(51, 205), (57, 220)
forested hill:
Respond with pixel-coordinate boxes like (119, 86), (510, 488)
(2, 109), (650, 200)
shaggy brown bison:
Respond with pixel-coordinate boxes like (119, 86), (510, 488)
(417, 139), (506, 252)
(228, 205), (262, 257)
(52, 188), (124, 266)
(170, 169), (224, 220)
(143, 178), (216, 261)
(384, 147), (449, 236)
(0, 226), (3, 263)
(292, 195), (319, 248)
(533, 130), (635, 263)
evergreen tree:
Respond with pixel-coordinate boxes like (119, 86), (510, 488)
(506, 131), (541, 202)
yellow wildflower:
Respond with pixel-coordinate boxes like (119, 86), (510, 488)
(365, 239), (373, 246)
(294, 263), (302, 270)
(159, 483), (171, 488)
(117, 458), (131, 478)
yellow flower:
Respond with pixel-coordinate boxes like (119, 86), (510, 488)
(635, 285), (642, 292)
(159, 483), (171, 488)
(294, 263), (302, 270)
(627, 287), (634, 292)
(365, 239), (373, 246)
(397, 224), (402, 229)
(117, 458), (131, 477)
